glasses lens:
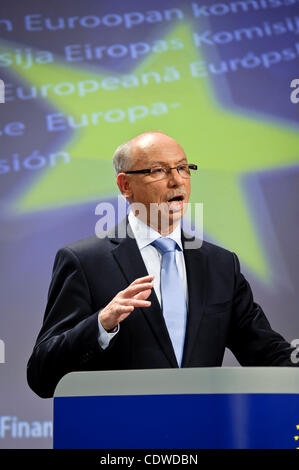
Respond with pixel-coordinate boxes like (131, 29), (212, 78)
(177, 165), (190, 178)
(149, 164), (195, 180)
(150, 167), (166, 180)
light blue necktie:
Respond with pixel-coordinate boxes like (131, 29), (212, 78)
(152, 238), (187, 366)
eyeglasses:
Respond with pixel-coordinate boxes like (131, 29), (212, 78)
(124, 164), (197, 181)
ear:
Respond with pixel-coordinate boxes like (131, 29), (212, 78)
(116, 173), (133, 201)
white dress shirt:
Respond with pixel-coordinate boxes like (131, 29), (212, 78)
(98, 211), (188, 349)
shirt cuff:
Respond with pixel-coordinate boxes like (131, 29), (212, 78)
(98, 313), (120, 349)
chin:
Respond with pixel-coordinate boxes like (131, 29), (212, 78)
(170, 212), (184, 225)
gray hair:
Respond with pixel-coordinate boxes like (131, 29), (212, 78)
(113, 131), (167, 174)
(112, 140), (133, 175)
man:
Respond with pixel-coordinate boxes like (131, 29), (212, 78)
(27, 131), (297, 399)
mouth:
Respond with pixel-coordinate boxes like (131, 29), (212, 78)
(166, 194), (185, 211)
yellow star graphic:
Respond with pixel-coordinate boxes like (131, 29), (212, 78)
(3, 23), (299, 279)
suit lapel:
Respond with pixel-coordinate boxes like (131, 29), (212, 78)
(109, 218), (178, 367)
(181, 233), (207, 366)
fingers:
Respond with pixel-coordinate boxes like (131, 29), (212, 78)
(99, 295), (151, 331)
(118, 298), (151, 308)
(130, 275), (154, 286)
(133, 289), (152, 300)
(120, 280), (154, 298)
(115, 304), (135, 313)
(99, 275), (155, 331)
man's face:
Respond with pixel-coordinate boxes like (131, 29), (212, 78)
(120, 133), (191, 232)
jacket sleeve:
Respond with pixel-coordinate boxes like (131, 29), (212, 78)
(27, 247), (111, 398)
(227, 252), (298, 367)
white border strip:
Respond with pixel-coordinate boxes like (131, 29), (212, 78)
(54, 367), (299, 397)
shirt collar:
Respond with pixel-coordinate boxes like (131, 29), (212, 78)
(128, 210), (183, 251)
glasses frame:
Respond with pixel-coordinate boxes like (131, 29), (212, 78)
(124, 163), (198, 178)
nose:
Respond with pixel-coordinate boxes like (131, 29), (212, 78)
(167, 167), (184, 186)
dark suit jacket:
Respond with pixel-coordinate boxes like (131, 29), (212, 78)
(27, 219), (296, 398)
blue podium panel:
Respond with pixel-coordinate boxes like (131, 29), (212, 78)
(53, 369), (299, 449)
(54, 393), (299, 449)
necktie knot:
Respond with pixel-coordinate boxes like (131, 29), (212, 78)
(152, 237), (179, 254)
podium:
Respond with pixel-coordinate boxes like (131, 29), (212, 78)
(53, 367), (299, 449)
